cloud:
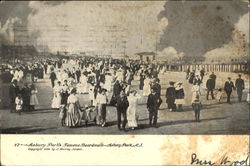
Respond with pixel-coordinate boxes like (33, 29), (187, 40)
(27, 1), (166, 55)
(235, 12), (249, 43)
(204, 28), (249, 63)
(157, 46), (184, 61)
(204, 11), (249, 63)
(158, 0), (249, 57)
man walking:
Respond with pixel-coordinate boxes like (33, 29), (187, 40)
(235, 74), (245, 102)
(49, 68), (57, 88)
(166, 81), (176, 111)
(200, 68), (205, 81)
(151, 78), (161, 98)
(210, 72), (216, 83)
(147, 88), (162, 127)
(206, 75), (215, 100)
(116, 91), (129, 131)
(224, 77), (235, 104)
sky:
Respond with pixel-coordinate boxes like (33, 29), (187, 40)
(0, 1), (249, 62)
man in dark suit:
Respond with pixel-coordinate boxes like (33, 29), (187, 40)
(139, 71), (145, 90)
(210, 72), (216, 86)
(147, 88), (162, 127)
(235, 74), (245, 102)
(49, 68), (57, 88)
(224, 77), (235, 104)
(116, 91), (129, 131)
(75, 68), (81, 83)
(151, 78), (161, 99)
(9, 79), (19, 113)
(206, 75), (215, 100)
(110, 80), (122, 106)
(166, 81), (176, 111)
(21, 83), (31, 112)
(200, 68), (205, 81)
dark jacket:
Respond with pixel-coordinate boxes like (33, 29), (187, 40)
(206, 78), (215, 90)
(175, 88), (184, 99)
(166, 87), (176, 103)
(21, 86), (31, 104)
(113, 82), (122, 96)
(210, 74), (216, 81)
(147, 93), (162, 109)
(188, 73), (195, 84)
(151, 83), (161, 98)
(192, 100), (202, 111)
(116, 95), (129, 112)
(235, 78), (244, 91)
(9, 84), (19, 100)
(49, 72), (57, 81)
(224, 81), (235, 93)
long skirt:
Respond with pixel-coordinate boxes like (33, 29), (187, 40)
(127, 105), (138, 128)
(51, 93), (62, 109)
(247, 92), (250, 103)
(65, 104), (81, 127)
(143, 85), (150, 96)
(175, 99), (185, 105)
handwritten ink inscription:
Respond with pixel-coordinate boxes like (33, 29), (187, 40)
(191, 153), (249, 166)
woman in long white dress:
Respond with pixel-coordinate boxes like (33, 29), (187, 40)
(51, 81), (62, 109)
(47, 65), (52, 74)
(88, 84), (96, 106)
(143, 76), (151, 96)
(30, 84), (39, 111)
(65, 88), (82, 127)
(79, 74), (88, 93)
(96, 89), (108, 127)
(127, 90), (140, 129)
(104, 74), (112, 92)
(247, 89), (250, 104)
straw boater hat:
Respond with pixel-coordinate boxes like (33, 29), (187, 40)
(175, 82), (183, 90)
(176, 82), (182, 85)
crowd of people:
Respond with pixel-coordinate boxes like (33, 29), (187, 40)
(1, 56), (249, 130)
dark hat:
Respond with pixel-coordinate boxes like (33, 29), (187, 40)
(70, 88), (77, 94)
(169, 81), (175, 85)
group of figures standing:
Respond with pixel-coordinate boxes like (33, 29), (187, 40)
(2, 56), (249, 130)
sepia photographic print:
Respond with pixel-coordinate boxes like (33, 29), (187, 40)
(0, 0), (249, 165)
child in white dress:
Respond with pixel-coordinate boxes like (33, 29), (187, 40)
(15, 94), (23, 115)
(216, 88), (223, 103)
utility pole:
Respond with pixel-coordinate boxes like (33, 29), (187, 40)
(110, 44), (112, 56)
(154, 30), (160, 61)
